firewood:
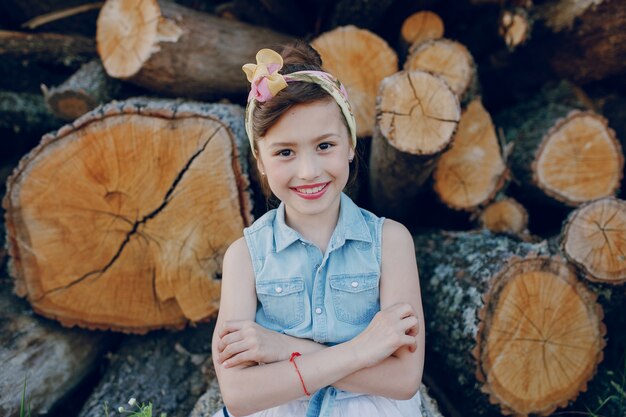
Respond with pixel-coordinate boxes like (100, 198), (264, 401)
(0, 90), (63, 163)
(327, 0), (396, 30)
(311, 25), (398, 137)
(0, 0), (100, 36)
(478, 197), (529, 236)
(433, 98), (507, 212)
(496, 80), (623, 207)
(536, 0), (626, 83)
(498, 7), (532, 49)
(0, 30), (96, 92)
(0, 277), (111, 415)
(404, 38), (479, 105)
(400, 11), (444, 48)
(96, 0), (293, 99)
(43, 59), (122, 121)
(369, 70), (460, 220)
(561, 197), (626, 285)
(77, 323), (215, 417)
(414, 230), (606, 416)
(3, 98), (253, 333)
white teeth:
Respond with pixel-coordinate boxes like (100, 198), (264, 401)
(296, 184), (326, 194)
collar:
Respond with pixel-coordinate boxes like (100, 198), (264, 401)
(273, 193), (372, 253)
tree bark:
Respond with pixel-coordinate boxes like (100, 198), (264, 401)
(43, 59), (122, 121)
(0, 275), (110, 416)
(3, 98), (253, 333)
(311, 25), (398, 138)
(536, 0), (626, 83)
(0, 30), (96, 92)
(78, 322), (215, 417)
(495, 80), (623, 207)
(414, 230), (605, 416)
(369, 70), (460, 220)
(96, 0), (293, 100)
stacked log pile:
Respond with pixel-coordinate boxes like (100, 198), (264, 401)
(1, 0), (625, 416)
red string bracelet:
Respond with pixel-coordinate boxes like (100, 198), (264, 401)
(289, 352), (311, 396)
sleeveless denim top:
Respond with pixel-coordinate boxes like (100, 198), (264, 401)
(243, 193), (385, 416)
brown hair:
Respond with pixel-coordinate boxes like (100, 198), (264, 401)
(252, 41), (359, 199)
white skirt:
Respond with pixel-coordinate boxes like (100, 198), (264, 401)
(213, 390), (423, 417)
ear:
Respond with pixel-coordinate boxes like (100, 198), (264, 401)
(348, 147), (355, 161)
(256, 157), (266, 176)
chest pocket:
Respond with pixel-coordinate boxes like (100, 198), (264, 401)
(257, 278), (306, 328)
(330, 273), (379, 325)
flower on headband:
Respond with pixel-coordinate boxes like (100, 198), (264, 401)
(242, 49), (288, 103)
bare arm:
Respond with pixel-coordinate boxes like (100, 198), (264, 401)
(213, 236), (418, 416)
(217, 220), (425, 400)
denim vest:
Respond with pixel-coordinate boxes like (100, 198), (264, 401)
(243, 193), (385, 416)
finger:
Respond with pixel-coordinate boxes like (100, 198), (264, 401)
(219, 340), (249, 363)
(218, 321), (244, 338)
(220, 331), (243, 349)
(223, 351), (253, 368)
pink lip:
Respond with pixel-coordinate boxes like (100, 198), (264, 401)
(290, 182), (330, 200)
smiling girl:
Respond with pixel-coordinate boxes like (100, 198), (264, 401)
(211, 41), (425, 417)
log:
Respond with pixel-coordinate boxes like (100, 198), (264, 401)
(0, 90), (63, 164)
(400, 11), (444, 47)
(368, 70), (460, 220)
(404, 38), (479, 105)
(96, 0), (293, 99)
(3, 98), (253, 333)
(496, 80), (623, 207)
(498, 7), (532, 50)
(0, 0), (100, 36)
(0, 275), (110, 415)
(535, 0), (626, 83)
(478, 197), (529, 236)
(414, 230), (605, 416)
(561, 197), (626, 285)
(327, 0), (396, 31)
(432, 98), (507, 212)
(311, 25), (398, 138)
(77, 322), (215, 417)
(0, 30), (96, 92)
(43, 59), (123, 121)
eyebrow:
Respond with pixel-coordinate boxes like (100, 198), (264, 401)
(268, 133), (340, 148)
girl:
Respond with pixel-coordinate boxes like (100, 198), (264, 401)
(212, 41), (425, 417)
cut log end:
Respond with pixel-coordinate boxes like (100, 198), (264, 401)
(433, 99), (506, 210)
(400, 11), (444, 45)
(3, 101), (251, 333)
(312, 25), (398, 138)
(44, 90), (97, 121)
(97, 0), (162, 78)
(404, 38), (475, 99)
(377, 70), (460, 155)
(499, 10), (530, 49)
(479, 198), (528, 235)
(476, 256), (605, 416)
(533, 111), (623, 206)
(562, 197), (626, 284)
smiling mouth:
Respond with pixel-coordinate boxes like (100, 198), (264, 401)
(292, 182), (330, 194)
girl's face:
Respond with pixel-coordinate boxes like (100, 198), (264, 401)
(256, 99), (355, 220)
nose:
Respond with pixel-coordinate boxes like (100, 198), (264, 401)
(297, 152), (321, 180)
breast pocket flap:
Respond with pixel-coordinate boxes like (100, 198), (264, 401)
(257, 278), (304, 296)
(330, 273), (379, 293)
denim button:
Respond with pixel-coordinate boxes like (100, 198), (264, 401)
(351, 281), (359, 288)
(315, 307), (322, 314)
(275, 287), (282, 293)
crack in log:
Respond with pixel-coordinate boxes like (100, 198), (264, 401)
(38, 126), (222, 299)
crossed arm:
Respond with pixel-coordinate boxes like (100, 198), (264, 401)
(212, 220), (425, 416)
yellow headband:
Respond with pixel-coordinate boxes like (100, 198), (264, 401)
(243, 48), (357, 158)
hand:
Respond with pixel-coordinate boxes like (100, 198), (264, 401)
(351, 303), (419, 368)
(217, 320), (289, 368)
